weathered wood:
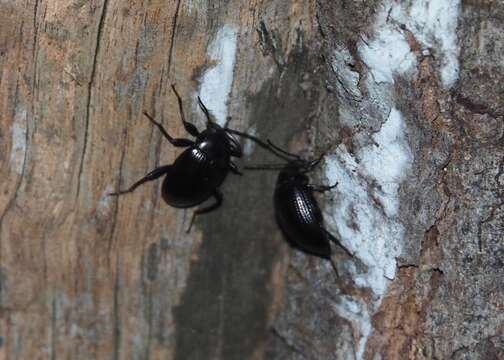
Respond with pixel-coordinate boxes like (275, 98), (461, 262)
(1, 0), (503, 359)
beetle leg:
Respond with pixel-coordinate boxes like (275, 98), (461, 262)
(108, 165), (171, 196)
(225, 132), (243, 158)
(329, 257), (340, 278)
(171, 84), (200, 137)
(305, 153), (327, 172)
(186, 190), (223, 233)
(323, 229), (353, 257)
(143, 112), (194, 147)
(229, 161), (243, 176)
(308, 182), (338, 193)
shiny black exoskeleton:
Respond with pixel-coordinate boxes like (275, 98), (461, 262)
(246, 141), (352, 261)
(110, 85), (244, 230)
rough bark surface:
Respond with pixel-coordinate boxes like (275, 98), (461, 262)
(0, 0), (502, 359)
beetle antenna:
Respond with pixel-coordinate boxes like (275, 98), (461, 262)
(171, 85), (187, 123)
(325, 229), (353, 258)
(244, 164), (285, 170)
(329, 257), (340, 278)
(224, 129), (292, 162)
(197, 96), (213, 125)
(266, 140), (302, 160)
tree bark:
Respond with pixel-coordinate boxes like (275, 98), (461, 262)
(0, 0), (502, 359)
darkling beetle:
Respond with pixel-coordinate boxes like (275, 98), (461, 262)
(109, 85), (254, 231)
(244, 139), (353, 274)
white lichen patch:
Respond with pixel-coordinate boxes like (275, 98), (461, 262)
(325, 110), (412, 359)
(359, 26), (417, 84)
(10, 109), (28, 175)
(359, 0), (461, 88)
(392, 0), (461, 88)
(198, 25), (238, 126)
(325, 1), (461, 356)
(359, 109), (413, 218)
(326, 108), (412, 296)
(343, 0), (460, 292)
(332, 296), (372, 360)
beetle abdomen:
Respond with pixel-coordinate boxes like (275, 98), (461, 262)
(162, 147), (227, 207)
(274, 185), (331, 258)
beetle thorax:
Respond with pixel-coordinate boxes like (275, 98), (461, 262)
(195, 127), (230, 161)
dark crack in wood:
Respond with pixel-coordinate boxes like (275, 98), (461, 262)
(76, 0), (110, 198)
(167, 0), (182, 76)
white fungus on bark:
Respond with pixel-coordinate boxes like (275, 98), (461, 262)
(390, 0), (461, 88)
(358, 27), (417, 84)
(198, 25), (238, 126)
(325, 110), (412, 359)
(325, 108), (413, 297)
(359, 0), (461, 88)
(324, 0), (461, 357)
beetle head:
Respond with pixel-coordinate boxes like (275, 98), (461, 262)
(278, 152), (326, 185)
(278, 160), (310, 185)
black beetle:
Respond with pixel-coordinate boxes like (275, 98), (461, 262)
(245, 140), (353, 272)
(110, 85), (249, 230)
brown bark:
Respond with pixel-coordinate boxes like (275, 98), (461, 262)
(0, 0), (503, 359)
